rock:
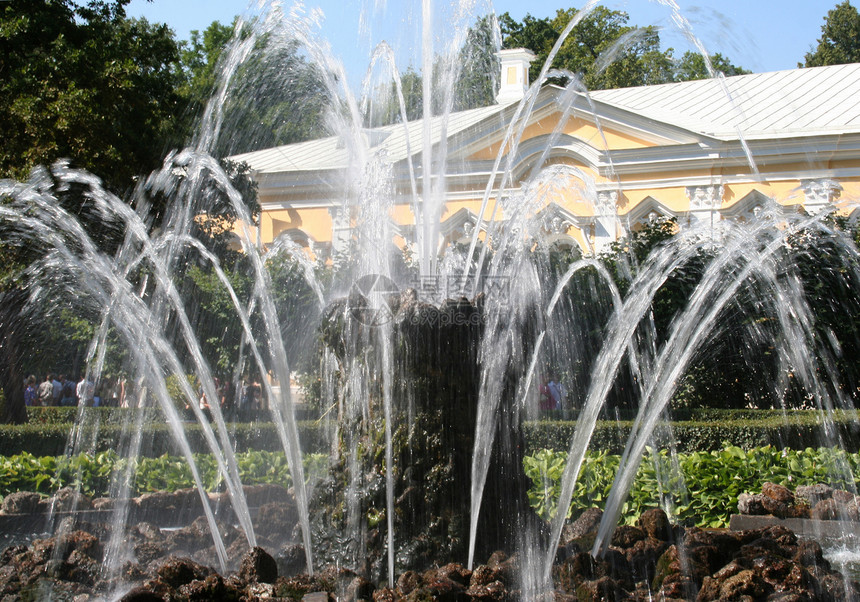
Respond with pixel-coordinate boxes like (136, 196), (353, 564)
(117, 586), (165, 602)
(276, 543), (307, 577)
(793, 539), (826, 567)
(718, 569), (769, 599)
(396, 570), (421, 595)
(239, 546), (278, 584)
(638, 508), (672, 540)
(574, 576), (625, 602)
(56, 530), (102, 561)
(795, 484), (833, 507)
(611, 525), (646, 548)
(155, 556), (212, 588)
(178, 573), (239, 601)
(760, 495), (790, 518)
(562, 508), (603, 544)
(812, 498), (841, 520)
(762, 482), (795, 505)
(738, 492), (768, 515)
(1, 491), (42, 514)
(52, 487), (93, 512)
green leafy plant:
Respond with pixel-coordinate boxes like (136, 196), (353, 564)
(523, 445), (860, 528)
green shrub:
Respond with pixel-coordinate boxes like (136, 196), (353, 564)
(0, 450), (329, 498)
(523, 445), (860, 528)
(0, 421), (327, 457)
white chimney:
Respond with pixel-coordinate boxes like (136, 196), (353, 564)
(495, 48), (537, 104)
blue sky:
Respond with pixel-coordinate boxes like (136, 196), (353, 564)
(126, 0), (841, 86)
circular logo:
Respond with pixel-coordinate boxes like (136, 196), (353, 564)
(347, 273), (400, 326)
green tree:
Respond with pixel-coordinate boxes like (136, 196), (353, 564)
(197, 29), (329, 156)
(452, 15), (501, 111)
(179, 20), (235, 109)
(0, 0), (186, 194)
(674, 51), (750, 81)
(803, 1), (860, 67)
(500, 8), (749, 90)
(500, 7), (675, 89)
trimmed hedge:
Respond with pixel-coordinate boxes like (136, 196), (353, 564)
(8, 408), (860, 457)
(0, 421), (328, 457)
(25, 406), (319, 426)
(524, 410), (860, 454)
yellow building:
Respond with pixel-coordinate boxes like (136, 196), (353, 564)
(230, 51), (860, 258)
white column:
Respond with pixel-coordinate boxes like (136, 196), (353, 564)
(801, 178), (842, 215)
(593, 190), (618, 252)
(686, 185), (724, 230)
(329, 206), (351, 256)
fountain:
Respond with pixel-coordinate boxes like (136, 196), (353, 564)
(1, 0), (860, 600)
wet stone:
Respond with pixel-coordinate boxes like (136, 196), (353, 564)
(1, 492), (42, 514)
(239, 546), (278, 584)
(762, 482), (795, 505)
(155, 556), (212, 588)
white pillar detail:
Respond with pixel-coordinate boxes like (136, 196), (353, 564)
(593, 190), (618, 251)
(802, 178), (842, 214)
(686, 185), (724, 228)
(495, 48), (537, 104)
(329, 206), (351, 256)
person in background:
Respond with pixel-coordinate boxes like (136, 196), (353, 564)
(37, 374), (53, 407)
(76, 374), (94, 406)
(51, 374), (62, 405)
(24, 375), (37, 407)
(59, 374), (77, 407)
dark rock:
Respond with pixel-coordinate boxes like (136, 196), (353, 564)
(575, 575), (625, 602)
(812, 498), (841, 520)
(470, 564), (504, 587)
(562, 508), (603, 545)
(738, 492), (769, 515)
(134, 541), (166, 565)
(276, 543), (307, 577)
(625, 536), (669, 579)
(118, 586), (166, 602)
(52, 487), (93, 512)
(344, 574), (375, 600)
(795, 484), (834, 507)
(762, 482), (795, 505)
(179, 573), (240, 601)
(720, 570), (768, 600)
(253, 500), (299, 542)
(831, 489), (858, 505)
(372, 587), (396, 601)
(760, 495), (790, 518)
(239, 546), (278, 584)
(1, 491), (42, 514)
(155, 556), (212, 588)
(794, 539), (826, 567)
(638, 508), (672, 541)
(465, 579), (507, 600)
(611, 525), (646, 548)
(56, 529), (102, 561)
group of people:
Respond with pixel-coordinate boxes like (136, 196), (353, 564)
(194, 377), (266, 415)
(23, 373), (126, 407)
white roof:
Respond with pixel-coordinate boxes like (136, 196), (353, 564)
(591, 63), (860, 140)
(230, 101), (513, 174)
(231, 63), (860, 175)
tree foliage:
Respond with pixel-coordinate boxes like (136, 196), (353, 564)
(803, 1), (860, 67)
(499, 7), (747, 90)
(0, 0), (186, 194)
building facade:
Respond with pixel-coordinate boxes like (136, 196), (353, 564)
(230, 53), (860, 259)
